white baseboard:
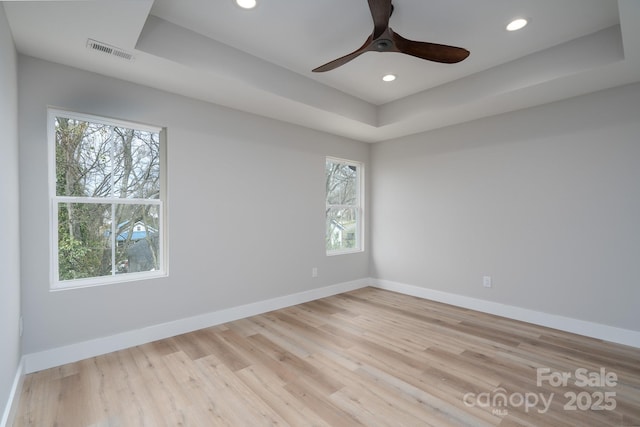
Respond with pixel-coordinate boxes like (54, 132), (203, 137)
(23, 277), (637, 375)
(0, 357), (25, 427)
(372, 279), (640, 349)
(23, 279), (369, 374)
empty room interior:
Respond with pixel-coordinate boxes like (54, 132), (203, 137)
(1, 0), (639, 425)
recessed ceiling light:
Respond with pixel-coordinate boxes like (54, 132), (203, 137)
(506, 18), (528, 31)
(236, 0), (257, 9)
(382, 74), (396, 82)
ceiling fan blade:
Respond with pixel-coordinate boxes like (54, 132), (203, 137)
(312, 36), (374, 72)
(368, 0), (392, 38)
(392, 31), (470, 64)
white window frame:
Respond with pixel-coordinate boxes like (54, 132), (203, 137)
(48, 108), (168, 290)
(326, 156), (364, 256)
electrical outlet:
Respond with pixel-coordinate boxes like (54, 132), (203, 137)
(483, 276), (492, 288)
(312, 267), (318, 278)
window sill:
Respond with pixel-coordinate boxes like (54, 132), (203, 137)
(50, 270), (168, 291)
(326, 248), (364, 257)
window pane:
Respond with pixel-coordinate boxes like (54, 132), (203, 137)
(55, 118), (112, 197)
(112, 127), (160, 199)
(57, 202), (111, 280)
(57, 202), (162, 280)
(326, 161), (357, 206)
(114, 204), (161, 273)
(55, 118), (160, 199)
(326, 207), (358, 251)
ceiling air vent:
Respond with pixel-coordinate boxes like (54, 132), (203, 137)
(86, 39), (134, 62)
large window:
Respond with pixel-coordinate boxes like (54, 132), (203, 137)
(326, 157), (363, 254)
(49, 109), (166, 289)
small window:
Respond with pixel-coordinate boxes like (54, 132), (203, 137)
(49, 109), (166, 289)
(326, 157), (363, 254)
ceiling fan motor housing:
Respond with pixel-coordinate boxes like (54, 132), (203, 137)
(375, 39), (393, 51)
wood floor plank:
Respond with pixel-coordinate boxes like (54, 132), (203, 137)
(311, 352), (458, 427)
(13, 287), (640, 426)
(236, 363), (332, 427)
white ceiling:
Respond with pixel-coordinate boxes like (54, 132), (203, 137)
(4, 0), (640, 142)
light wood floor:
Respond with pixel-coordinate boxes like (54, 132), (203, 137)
(14, 287), (640, 426)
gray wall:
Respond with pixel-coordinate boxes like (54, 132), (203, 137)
(371, 83), (640, 331)
(18, 56), (370, 354)
(0, 3), (21, 416)
(12, 39), (640, 363)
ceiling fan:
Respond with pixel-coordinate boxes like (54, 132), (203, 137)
(312, 0), (470, 72)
